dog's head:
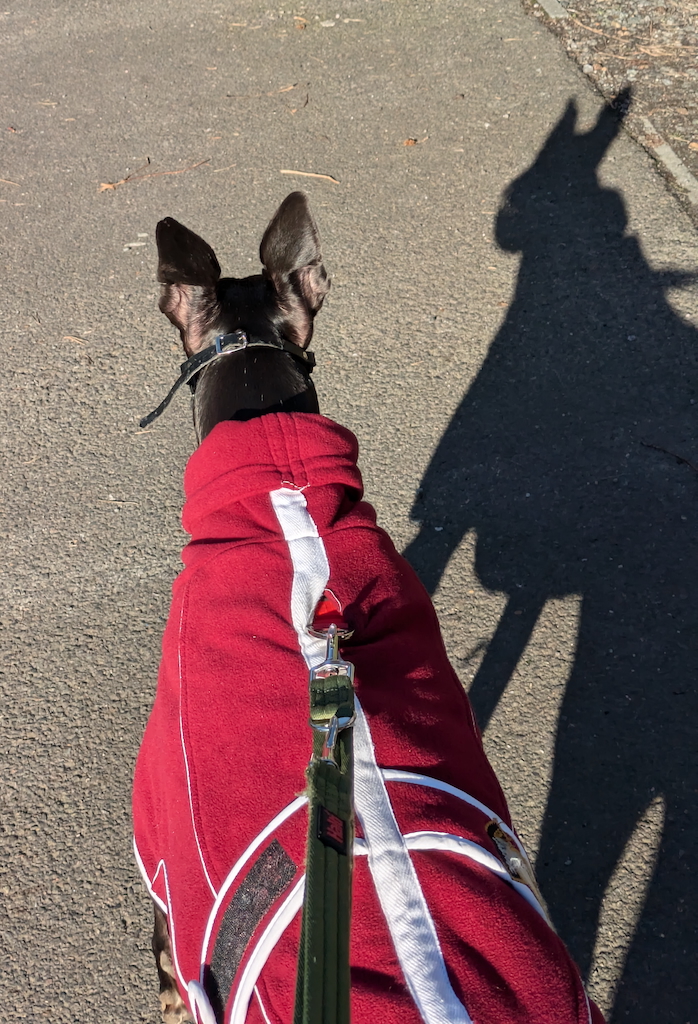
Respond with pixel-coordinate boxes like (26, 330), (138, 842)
(155, 191), (330, 357)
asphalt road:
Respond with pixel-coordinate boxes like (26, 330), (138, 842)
(1, 2), (697, 1022)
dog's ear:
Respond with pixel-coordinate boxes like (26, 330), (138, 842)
(156, 218), (221, 354)
(259, 192), (330, 348)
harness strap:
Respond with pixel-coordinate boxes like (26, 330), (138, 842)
(139, 330), (315, 428)
(295, 625), (355, 1024)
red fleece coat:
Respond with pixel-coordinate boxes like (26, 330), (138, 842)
(133, 412), (604, 1024)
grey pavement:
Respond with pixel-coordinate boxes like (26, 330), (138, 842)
(1, 1), (697, 1022)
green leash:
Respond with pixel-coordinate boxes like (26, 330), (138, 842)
(294, 625), (355, 1024)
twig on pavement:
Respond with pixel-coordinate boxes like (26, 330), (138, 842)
(641, 440), (698, 474)
(279, 169), (340, 184)
(99, 159), (210, 192)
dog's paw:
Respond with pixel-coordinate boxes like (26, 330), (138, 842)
(159, 983), (193, 1024)
(158, 950), (193, 1024)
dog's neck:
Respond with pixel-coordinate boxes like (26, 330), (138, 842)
(192, 346), (319, 441)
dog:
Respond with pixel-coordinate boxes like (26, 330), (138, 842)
(133, 193), (605, 1024)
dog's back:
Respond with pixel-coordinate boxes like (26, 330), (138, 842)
(134, 411), (600, 1024)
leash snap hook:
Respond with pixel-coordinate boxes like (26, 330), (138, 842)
(308, 624), (356, 766)
(312, 710), (356, 764)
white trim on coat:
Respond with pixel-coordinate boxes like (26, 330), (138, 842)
(353, 699), (473, 1024)
(132, 840), (187, 992)
(382, 768), (531, 865)
(188, 981), (217, 1024)
(271, 486), (472, 1024)
(399, 831), (548, 923)
(269, 487), (328, 669)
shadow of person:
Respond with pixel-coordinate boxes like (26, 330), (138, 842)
(404, 93), (698, 1022)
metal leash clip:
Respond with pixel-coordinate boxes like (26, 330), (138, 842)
(308, 624), (356, 765)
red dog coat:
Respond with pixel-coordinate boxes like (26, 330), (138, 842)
(133, 412), (604, 1024)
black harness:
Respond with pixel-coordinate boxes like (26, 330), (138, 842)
(139, 330), (315, 428)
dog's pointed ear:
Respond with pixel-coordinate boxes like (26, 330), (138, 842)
(259, 192), (330, 347)
(156, 218), (221, 354)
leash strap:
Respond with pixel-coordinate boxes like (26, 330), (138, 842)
(294, 625), (355, 1024)
(139, 330), (315, 428)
